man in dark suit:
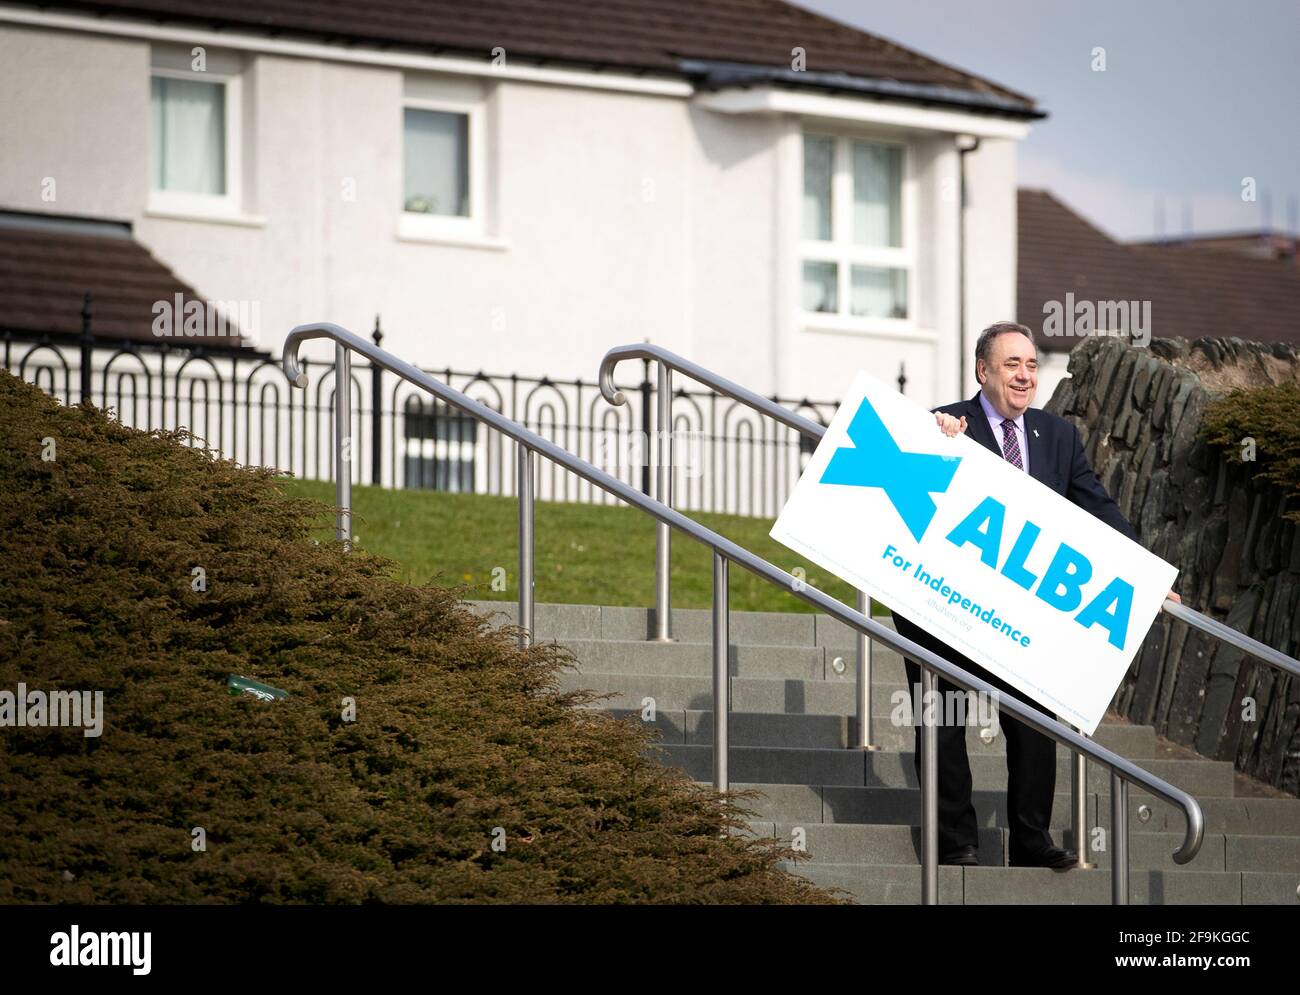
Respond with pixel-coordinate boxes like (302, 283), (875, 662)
(892, 320), (1178, 870)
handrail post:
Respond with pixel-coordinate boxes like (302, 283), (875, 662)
(1111, 771), (1129, 904)
(654, 361), (673, 641)
(335, 343), (352, 550)
(370, 319), (384, 486)
(1071, 726), (1095, 868)
(713, 551), (728, 792)
(920, 664), (938, 905)
(856, 590), (876, 750)
(518, 443), (534, 648)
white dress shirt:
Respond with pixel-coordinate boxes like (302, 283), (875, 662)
(978, 390), (1029, 475)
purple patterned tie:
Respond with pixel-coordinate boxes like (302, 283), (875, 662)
(1000, 418), (1024, 470)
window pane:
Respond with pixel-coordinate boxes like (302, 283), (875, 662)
(802, 261), (838, 314)
(404, 108), (468, 216)
(151, 76), (226, 195)
(850, 266), (908, 319)
(802, 135), (833, 240)
(852, 142), (902, 247)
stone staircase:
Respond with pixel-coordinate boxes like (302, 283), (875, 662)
(470, 600), (1300, 905)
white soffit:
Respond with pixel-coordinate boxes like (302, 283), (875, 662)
(696, 86), (1032, 140)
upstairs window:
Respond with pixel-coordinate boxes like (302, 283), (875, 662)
(801, 133), (911, 327)
(151, 75), (227, 196)
(399, 76), (488, 242)
(148, 46), (243, 218)
(403, 108), (469, 217)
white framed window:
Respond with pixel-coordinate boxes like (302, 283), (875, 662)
(800, 132), (914, 333)
(148, 54), (242, 219)
(404, 107), (469, 217)
(399, 79), (487, 243)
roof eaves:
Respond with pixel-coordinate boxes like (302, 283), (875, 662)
(28, 4), (690, 90)
(680, 58), (1046, 120)
(0, 209), (133, 240)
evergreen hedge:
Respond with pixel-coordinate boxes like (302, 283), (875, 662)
(0, 373), (840, 904)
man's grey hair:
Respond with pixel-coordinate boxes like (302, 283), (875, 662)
(974, 321), (1035, 379)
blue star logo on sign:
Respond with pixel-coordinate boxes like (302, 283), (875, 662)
(820, 395), (962, 542)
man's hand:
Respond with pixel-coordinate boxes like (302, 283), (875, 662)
(1162, 590), (1182, 612)
(935, 412), (967, 437)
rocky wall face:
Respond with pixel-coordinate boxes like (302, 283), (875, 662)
(1047, 337), (1300, 795)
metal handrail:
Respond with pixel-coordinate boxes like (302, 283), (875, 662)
(286, 321), (1203, 905)
(601, 343), (1300, 879)
(1161, 600), (1300, 679)
(599, 343), (1107, 855)
(600, 344), (826, 439)
(599, 343), (1300, 680)
(597, 345), (877, 744)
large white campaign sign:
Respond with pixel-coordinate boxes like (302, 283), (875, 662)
(770, 372), (1178, 733)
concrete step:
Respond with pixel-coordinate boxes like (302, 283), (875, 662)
(561, 670), (1127, 727)
(554, 637), (936, 687)
(566, 672), (1163, 762)
(959, 867), (1243, 905)
(473, 600), (1300, 905)
(576, 669), (1093, 725)
(730, 783), (1085, 830)
(596, 705), (1158, 757)
(650, 743), (1235, 796)
(775, 861), (965, 905)
(1241, 873), (1300, 904)
(1226, 834), (1300, 873)
(556, 638), (836, 681)
(774, 862), (1245, 905)
(572, 672), (935, 705)
(753, 821), (1005, 866)
(469, 599), (895, 649)
(751, 821), (1225, 871)
(727, 782), (1300, 837)
(1119, 794), (1300, 837)
(562, 669), (890, 715)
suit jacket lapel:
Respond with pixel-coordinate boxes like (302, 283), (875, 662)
(961, 393), (1000, 457)
(1022, 409), (1050, 485)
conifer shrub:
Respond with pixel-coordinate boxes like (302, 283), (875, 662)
(1202, 383), (1300, 519)
(0, 372), (842, 904)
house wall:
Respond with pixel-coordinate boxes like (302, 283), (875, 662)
(0, 26), (149, 218)
(961, 138), (1020, 400)
(0, 20), (1024, 414)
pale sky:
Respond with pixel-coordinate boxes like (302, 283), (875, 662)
(797, 0), (1299, 241)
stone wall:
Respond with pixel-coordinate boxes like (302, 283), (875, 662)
(1048, 336), (1300, 795)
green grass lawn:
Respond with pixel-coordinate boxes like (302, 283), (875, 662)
(279, 479), (884, 615)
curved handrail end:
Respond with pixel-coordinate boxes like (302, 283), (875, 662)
(598, 345), (638, 406)
(283, 321), (356, 390)
(1171, 796), (1205, 864)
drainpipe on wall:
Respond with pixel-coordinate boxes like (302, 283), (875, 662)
(956, 134), (981, 396)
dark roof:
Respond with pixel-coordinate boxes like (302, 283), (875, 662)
(1134, 230), (1298, 262)
(52, 0), (1039, 116)
(1133, 243), (1300, 344)
(0, 213), (253, 350)
(1017, 189), (1300, 350)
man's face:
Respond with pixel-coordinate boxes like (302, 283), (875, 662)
(978, 331), (1038, 418)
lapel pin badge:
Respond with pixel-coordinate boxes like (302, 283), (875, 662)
(1033, 429), (1040, 438)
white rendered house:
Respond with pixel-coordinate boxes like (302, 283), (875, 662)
(0, 1), (1041, 507)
